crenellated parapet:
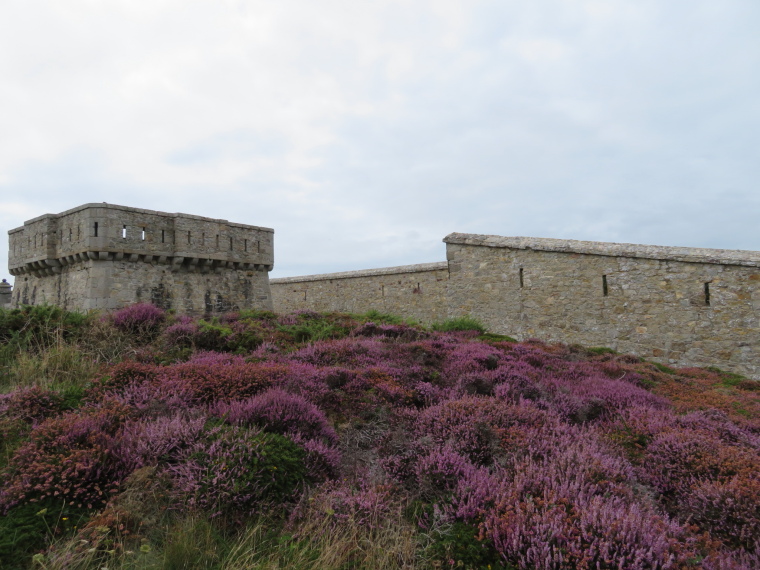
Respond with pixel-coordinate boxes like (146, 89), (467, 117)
(9, 204), (274, 278)
(8, 204), (275, 314)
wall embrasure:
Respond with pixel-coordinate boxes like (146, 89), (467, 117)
(444, 233), (760, 380)
(272, 233), (758, 379)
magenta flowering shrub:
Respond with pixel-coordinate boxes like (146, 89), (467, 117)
(293, 337), (390, 368)
(210, 388), (337, 445)
(210, 389), (341, 482)
(111, 303), (165, 336)
(535, 371), (670, 424)
(162, 319), (198, 348)
(0, 403), (130, 512)
(4, 308), (759, 566)
(439, 341), (503, 382)
(485, 490), (700, 570)
(165, 425), (307, 518)
(0, 386), (64, 424)
(92, 358), (289, 407)
(641, 428), (759, 498)
(415, 397), (557, 464)
(678, 408), (760, 451)
(415, 446), (477, 501)
(686, 476), (760, 551)
(288, 433), (342, 481)
(442, 431), (700, 569)
(106, 377), (196, 415)
(93, 361), (158, 393)
(114, 413), (208, 471)
(292, 480), (397, 531)
(278, 363), (339, 405)
(351, 321), (427, 341)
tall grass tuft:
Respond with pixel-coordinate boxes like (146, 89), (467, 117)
(221, 512), (421, 569)
(8, 342), (99, 391)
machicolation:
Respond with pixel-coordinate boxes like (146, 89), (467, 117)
(7, 203), (274, 314)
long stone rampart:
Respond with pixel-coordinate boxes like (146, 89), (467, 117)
(271, 262), (449, 323)
(444, 233), (759, 379)
(273, 233), (759, 379)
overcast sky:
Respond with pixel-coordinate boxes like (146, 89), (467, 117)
(1, 0), (758, 281)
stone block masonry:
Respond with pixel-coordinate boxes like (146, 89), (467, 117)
(444, 234), (759, 380)
(0, 279), (11, 307)
(271, 262), (449, 324)
(8, 204), (274, 314)
(272, 233), (759, 380)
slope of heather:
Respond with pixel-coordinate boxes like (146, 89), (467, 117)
(0, 305), (758, 569)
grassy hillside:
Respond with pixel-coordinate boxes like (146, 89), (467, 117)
(0, 305), (758, 569)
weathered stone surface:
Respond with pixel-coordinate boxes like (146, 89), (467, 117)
(273, 234), (759, 380)
(443, 233), (759, 380)
(0, 279), (11, 307)
(271, 262), (449, 324)
(8, 204), (274, 314)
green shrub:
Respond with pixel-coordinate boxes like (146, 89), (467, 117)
(706, 366), (749, 387)
(426, 521), (511, 570)
(171, 427), (308, 518)
(0, 305), (89, 347)
(278, 319), (350, 344)
(195, 319), (235, 351)
(357, 310), (418, 326)
(652, 362), (676, 375)
(239, 309), (279, 322)
(431, 316), (486, 334)
(477, 332), (517, 343)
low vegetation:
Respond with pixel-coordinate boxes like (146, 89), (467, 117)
(1, 304), (759, 569)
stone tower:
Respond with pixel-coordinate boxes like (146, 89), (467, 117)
(8, 204), (274, 314)
(0, 279), (11, 307)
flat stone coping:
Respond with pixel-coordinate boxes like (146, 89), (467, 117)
(444, 233), (760, 268)
(10, 203), (274, 233)
(271, 262), (449, 284)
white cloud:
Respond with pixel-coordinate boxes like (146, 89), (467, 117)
(1, 0), (758, 284)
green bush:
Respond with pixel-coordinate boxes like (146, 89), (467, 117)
(0, 305), (89, 347)
(706, 366), (749, 387)
(195, 319), (235, 351)
(278, 315), (352, 344)
(239, 309), (279, 322)
(652, 362), (676, 375)
(477, 332), (517, 343)
(357, 310), (419, 327)
(431, 316), (486, 334)
(426, 521), (512, 570)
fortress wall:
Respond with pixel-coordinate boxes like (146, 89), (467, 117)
(9, 204), (274, 314)
(272, 234), (758, 379)
(11, 261), (271, 314)
(271, 262), (449, 323)
(445, 233), (760, 379)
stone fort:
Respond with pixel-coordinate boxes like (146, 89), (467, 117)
(6, 204), (273, 313)
(5, 203), (759, 380)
